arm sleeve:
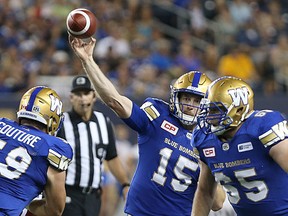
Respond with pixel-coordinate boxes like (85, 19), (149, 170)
(47, 139), (73, 171)
(122, 101), (153, 133)
(258, 111), (288, 149)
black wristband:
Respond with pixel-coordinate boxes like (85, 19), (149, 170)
(121, 183), (130, 189)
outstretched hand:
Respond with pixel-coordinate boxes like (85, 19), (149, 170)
(68, 35), (96, 61)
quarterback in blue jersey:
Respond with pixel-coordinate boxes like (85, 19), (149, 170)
(0, 86), (73, 216)
(69, 36), (225, 216)
(191, 76), (288, 216)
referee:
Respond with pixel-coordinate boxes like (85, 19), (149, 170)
(57, 75), (130, 216)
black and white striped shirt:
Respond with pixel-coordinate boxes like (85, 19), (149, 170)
(57, 109), (117, 189)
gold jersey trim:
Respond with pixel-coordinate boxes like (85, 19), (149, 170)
(48, 149), (71, 171)
(259, 120), (288, 147)
(141, 101), (160, 121)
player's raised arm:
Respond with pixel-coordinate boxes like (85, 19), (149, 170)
(69, 36), (132, 118)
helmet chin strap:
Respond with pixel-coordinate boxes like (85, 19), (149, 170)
(211, 125), (226, 135)
(175, 98), (198, 125)
(210, 114), (233, 136)
(211, 125), (234, 136)
(179, 112), (197, 125)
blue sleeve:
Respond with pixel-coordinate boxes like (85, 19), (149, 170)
(191, 127), (206, 162)
(191, 127), (203, 148)
(122, 102), (150, 133)
(47, 137), (73, 171)
(256, 110), (288, 149)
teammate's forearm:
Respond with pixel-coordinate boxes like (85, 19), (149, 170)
(28, 199), (62, 216)
(191, 191), (213, 216)
(211, 184), (225, 211)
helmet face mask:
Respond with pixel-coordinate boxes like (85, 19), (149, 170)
(17, 86), (64, 136)
(198, 99), (232, 135)
(198, 76), (254, 135)
(170, 71), (212, 126)
(173, 92), (202, 125)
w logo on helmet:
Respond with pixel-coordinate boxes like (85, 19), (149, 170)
(228, 87), (249, 107)
(49, 94), (63, 115)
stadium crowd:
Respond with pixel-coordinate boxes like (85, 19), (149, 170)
(1, 0), (288, 101)
(1, 1), (287, 216)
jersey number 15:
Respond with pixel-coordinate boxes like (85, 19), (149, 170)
(152, 147), (199, 192)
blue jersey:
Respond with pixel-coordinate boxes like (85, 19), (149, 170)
(0, 118), (73, 216)
(123, 98), (200, 216)
(192, 110), (288, 216)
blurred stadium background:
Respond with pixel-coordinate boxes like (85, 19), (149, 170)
(0, 0), (287, 141)
(0, 1), (287, 215)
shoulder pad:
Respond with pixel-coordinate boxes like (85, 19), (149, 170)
(150, 97), (168, 105)
(57, 137), (69, 144)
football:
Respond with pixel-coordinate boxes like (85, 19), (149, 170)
(66, 8), (97, 39)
